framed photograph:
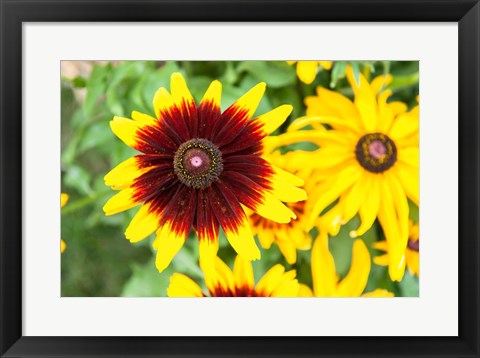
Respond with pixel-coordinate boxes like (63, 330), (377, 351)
(1, 0), (479, 357)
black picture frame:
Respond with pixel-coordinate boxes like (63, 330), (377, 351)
(1, 0), (479, 357)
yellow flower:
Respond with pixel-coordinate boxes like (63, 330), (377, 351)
(167, 255), (300, 297)
(60, 193), (69, 253)
(287, 61), (333, 85)
(300, 233), (394, 297)
(288, 67), (418, 281)
(374, 220), (419, 276)
(103, 72), (306, 273)
(248, 151), (311, 264)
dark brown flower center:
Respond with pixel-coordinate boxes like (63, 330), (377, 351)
(174, 138), (223, 189)
(355, 133), (397, 173)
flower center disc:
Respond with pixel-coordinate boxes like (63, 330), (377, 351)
(355, 133), (397, 173)
(174, 138), (223, 189)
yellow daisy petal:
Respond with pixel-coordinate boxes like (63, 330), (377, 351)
(103, 188), (139, 216)
(200, 80), (222, 107)
(296, 61), (319, 84)
(125, 203), (160, 243)
(373, 254), (389, 266)
(223, 217), (261, 261)
(311, 232), (337, 297)
(255, 104), (293, 134)
(61, 193), (69, 208)
(104, 157), (149, 190)
(255, 264), (287, 296)
(154, 223), (186, 273)
(152, 87), (176, 119)
(298, 284), (314, 297)
(362, 289), (394, 298)
(233, 255), (255, 290)
(229, 82), (266, 119)
(270, 170), (307, 203)
(336, 239), (371, 297)
(167, 273), (204, 297)
(254, 191), (297, 224)
(60, 239), (67, 253)
(198, 239), (219, 277)
(346, 66), (378, 132)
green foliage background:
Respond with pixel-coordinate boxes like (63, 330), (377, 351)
(61, 60), (419, 297)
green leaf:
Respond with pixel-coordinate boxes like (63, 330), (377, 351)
(397, 271), (419, 297)
(63, 165), (93, 196)
(237, 61), (296, 88)
(78, 121), (115, 153)
(84, 64), (110, 117)
(121, 259), (174, 297)
(72, 76), (87, 88)
(330, 61), (348, 88)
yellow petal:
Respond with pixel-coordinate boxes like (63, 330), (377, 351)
(350, 174), (380, 238)
(393, 163), (419, 206)
(205, 257), (235, 295)
(255, 104), (292, 134)
(298, 284), (314, 297)
(170, 72), (194, 106)
(311, 232), (337, 297)
(336, 239), (371, 297)
(370, 74), (392, 94)
(319, 61), (333, 70)
(167, 273), (204, 297)
(269, 271), (299, 297)
(362, 289), (394, 298)
(389, 112), (419, 141)
(406, 250), (419, 276)
(60, 239), (67, 253)
(255, 264), (287, 296)
(310, 165), (362, 225)
(125, 203), (160, 243)
(103, 188), (139, 216)
(200, 80), (222, 107)
(256, 227), (275, 249)
(306, 87), (362, 128)
(223, 217), (261, 261)
(277, 237), (297, 265)
(377, 182), (407, 282)
(372, 240), (388, 252)
(398, 147), (419, 168)
(254, 191), (297, 224)
(104, 157), (148, 190)
(154, 223), (186, 273)
(272, 165), (304, 187)
(198, 239), (219, 278)
(346, 66), (378, 132)
(270, 170), (307, 203)
(296, 61), (318, 84)
(61, 193), (69, 208)
(109, 116), (143, 149)
(152, 87), (175, 119)
(373, 254), (389, 266)
(233, 255), (255, 290)
(340, 174), (369, 224)
(229, 82), (266, 119)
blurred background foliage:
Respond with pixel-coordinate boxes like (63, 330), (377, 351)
(61, 60), (419, 297)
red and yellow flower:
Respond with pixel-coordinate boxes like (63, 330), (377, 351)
(168, 255), (300, 297)
(103, 72), (306, 272)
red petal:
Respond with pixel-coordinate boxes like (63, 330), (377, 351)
(194, 189), (219, 244)
(159, 185), (197, 239)
(197, 99), (221, 140)
(207, 181), (248, 235)
(219, 119), (266, 155)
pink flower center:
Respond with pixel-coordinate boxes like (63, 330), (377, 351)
(368, 140), (387, 160)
